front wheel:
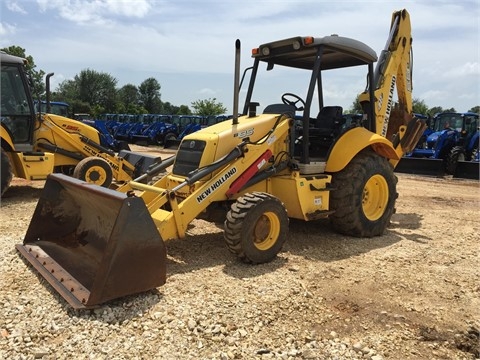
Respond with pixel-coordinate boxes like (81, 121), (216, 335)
(1, 149), (13, 197)
(329, 149), (397, 237)
(445, 146), (465, 175)
(73, 157), (113, 188)
(224, 192), (289, 264)
(162, 132), (178, 148)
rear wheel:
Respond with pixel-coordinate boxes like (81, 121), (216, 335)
(224, 192), (288, 264)
(1, 148), (13, 197)
(329, 149), (397, 237)
(73, 157), (113, 188)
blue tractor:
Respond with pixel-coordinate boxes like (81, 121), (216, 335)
(82, 117), (131, 152)
(408, 112), (468, 159)
(132, 115), (178, 145)
(35, 100), (70, 117)
(163, 115), (230, 148)
(404, 112), (479, 176)
(445, 113), (479, 174)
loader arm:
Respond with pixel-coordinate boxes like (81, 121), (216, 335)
(358, 9), (426, 166)
(127, 118), (291, 241)
(36, 114), (136, 181)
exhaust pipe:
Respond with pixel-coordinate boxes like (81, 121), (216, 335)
(232, 39), (241, 125)
(45, 73), (54, 114)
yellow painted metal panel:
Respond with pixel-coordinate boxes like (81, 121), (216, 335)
(325, 127), (398, 173)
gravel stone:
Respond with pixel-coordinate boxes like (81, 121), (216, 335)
(1, 172), (479, 359)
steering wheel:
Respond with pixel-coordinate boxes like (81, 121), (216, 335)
(281, 93), (305, 111)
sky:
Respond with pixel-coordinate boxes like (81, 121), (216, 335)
(1, 0), (479, 115)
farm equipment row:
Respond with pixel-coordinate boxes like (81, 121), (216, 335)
(98, 113), (230, 147)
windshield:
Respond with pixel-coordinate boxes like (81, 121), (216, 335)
(39, 102), (69, 117)
(434, 114), (463, 132)
(244, 60), (368, 121)
(0, 63), (33, 143)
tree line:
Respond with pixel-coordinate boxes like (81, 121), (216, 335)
(348, 95), (479, 117)
(2, 46), (478, 119)
(1, 46), (227, 118)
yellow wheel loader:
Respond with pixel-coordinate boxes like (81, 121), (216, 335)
(0, 52), (163, 197)
(17, 9), (426, 309)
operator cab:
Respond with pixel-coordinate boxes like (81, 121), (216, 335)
(243, 35), (377, 173)
(0, 51), (36, 150)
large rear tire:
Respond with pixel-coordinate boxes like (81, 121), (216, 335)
(73, 157), (113, 188)
(329, 149), (397, 237)
(224, 192), (289, 264)
(1, 148), (13, 197)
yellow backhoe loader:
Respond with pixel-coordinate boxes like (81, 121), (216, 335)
(0, 54), (163, 196)
(17, 9), (425, 309)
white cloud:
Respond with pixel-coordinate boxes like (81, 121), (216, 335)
(0, 22), (16, 37)
(102, 0), (151, 17)
(198, 88), (216, 96)
(444, 62), (480, 77)
(35, 0), (152, 25)
(6, 0), (27, 14)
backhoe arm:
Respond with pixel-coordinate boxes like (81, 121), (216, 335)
(359, 9), (426, 164)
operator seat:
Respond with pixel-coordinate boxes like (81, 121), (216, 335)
(314, 106), (345, 138)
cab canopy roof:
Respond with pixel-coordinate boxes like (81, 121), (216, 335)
(0, 51), (26, 65)
(252, 35), (378, 70)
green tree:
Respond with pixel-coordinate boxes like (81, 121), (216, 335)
(177, 105), (192, 115)
(346, 95), (362, 114)
(1, 45), (45, 97)
(412, 98), (429, 115)
(138, 78), (162, 113)
(53, 80), (92, 116)
(76, 69), (117, 112)
(468, 106), (479, 114)
(191, 98), (227, 116)
(428, 106), (444, 116)
(55, 69), (118, 116)
(54, 79), (77, 100)
(118, 84), (145, 114)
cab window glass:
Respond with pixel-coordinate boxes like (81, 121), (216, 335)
(1, 64), (32, 142)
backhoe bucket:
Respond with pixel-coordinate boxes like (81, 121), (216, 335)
(16, 174), (166, 309)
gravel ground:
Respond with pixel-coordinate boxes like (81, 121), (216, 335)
(0, 171), (479, 360)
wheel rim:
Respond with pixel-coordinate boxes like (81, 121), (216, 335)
(253, 212), (280, 250)
(362, 174), (389, 221)
(85, 166), (107, 185)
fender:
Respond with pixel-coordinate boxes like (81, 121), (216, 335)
(325, 127), (399, 173)
(0, 125), (15, 151)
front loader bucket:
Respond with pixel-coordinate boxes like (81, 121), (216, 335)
(395, 157), (445, 177)
(454, 161), (480, 180)
(16, 174), (166, 309)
